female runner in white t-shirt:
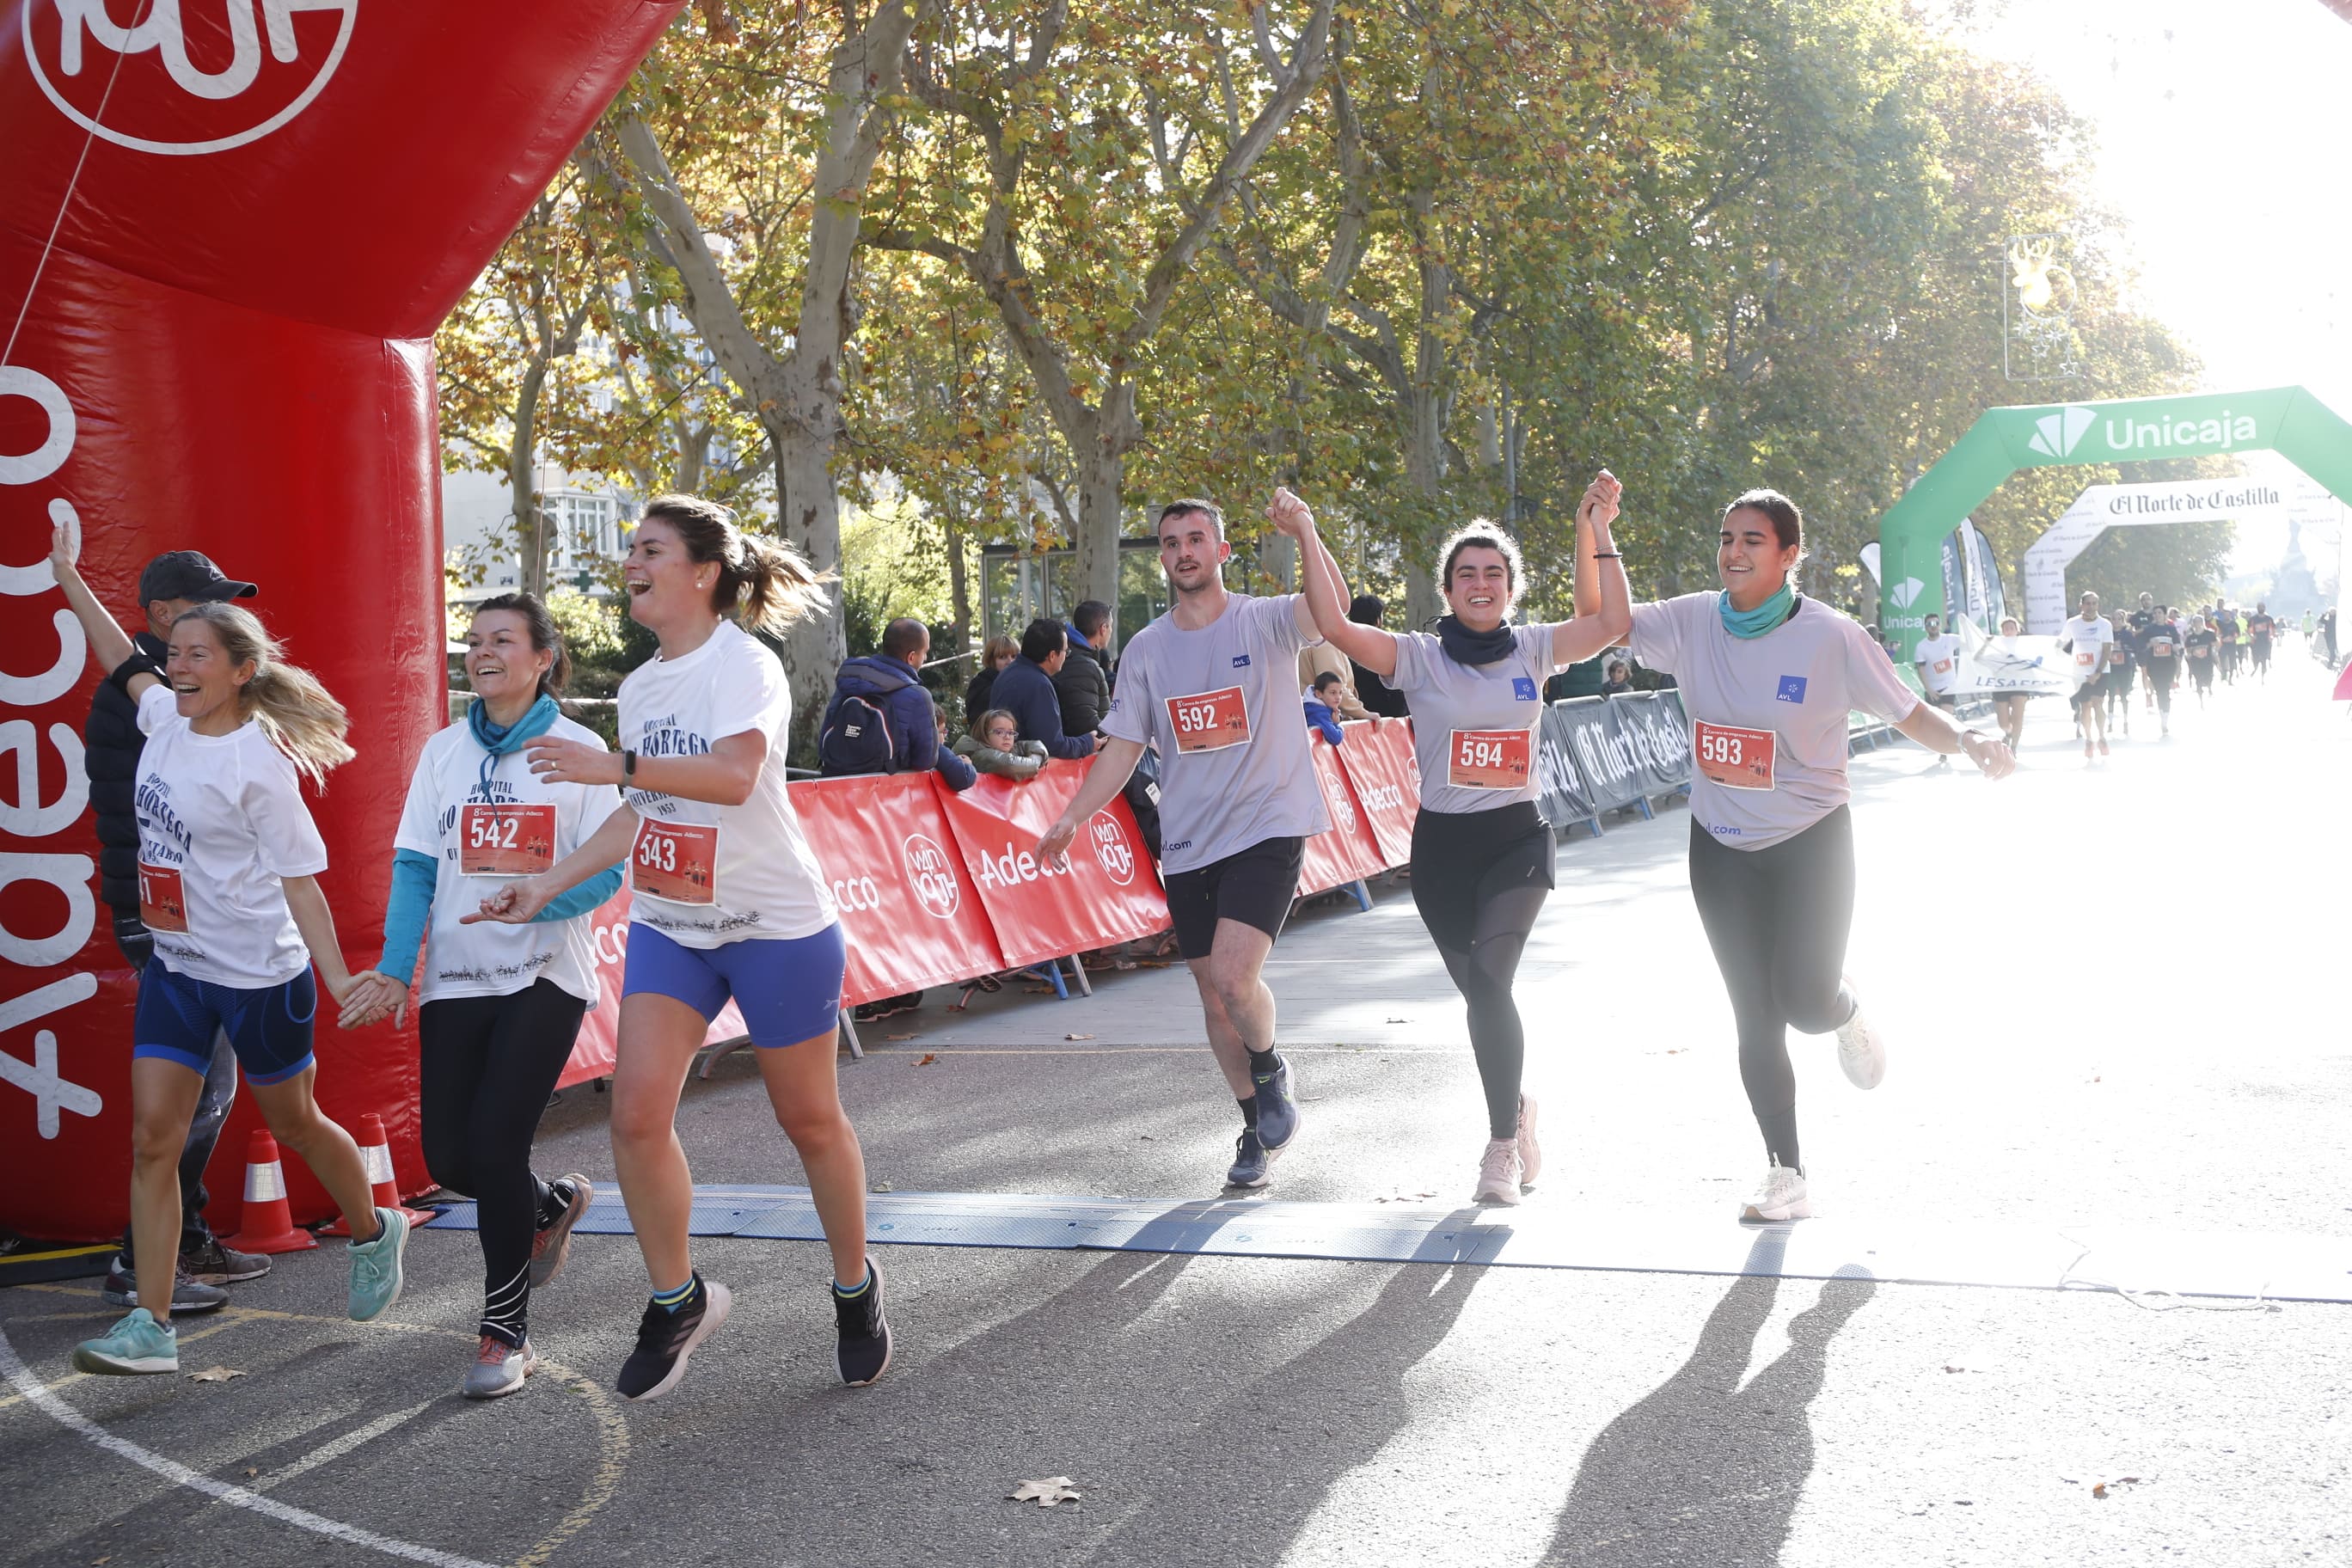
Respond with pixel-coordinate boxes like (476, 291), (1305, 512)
(1626, 490), (2012, 1222)
(462, 495), (888, 1400)
(340, 593), (622, 1399)
(48, 524), (410, 1378)
(1272, 475), (1632, 1206)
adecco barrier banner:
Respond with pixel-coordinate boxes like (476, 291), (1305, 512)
(1332, 719), (1418, 864)
(790, 773), (1007, 1003)
(0, 0), (685, 1240)
(558, 887), (750, 1090)
(1298, 737), (1387, 896)
(931, 759), (1167, 968)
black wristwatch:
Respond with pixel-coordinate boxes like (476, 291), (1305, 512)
(622, 750), (637, 783)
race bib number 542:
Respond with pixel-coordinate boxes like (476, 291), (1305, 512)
(1166, 686), (1252, 754)
(461, 803), (557, 877)
(1694, 721), (1776, 792)
(633, 820), (720, 904)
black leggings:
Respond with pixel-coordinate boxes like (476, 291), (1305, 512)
(1410, 801), (1555, 1140)
(1687, 808), (1855, 1173)
(420, 980), (588, 1342)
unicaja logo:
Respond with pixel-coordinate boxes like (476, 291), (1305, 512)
(2027, 405), (2096, 460)
(24, 0), (360, 156)
(1888, 577), (1926, 610)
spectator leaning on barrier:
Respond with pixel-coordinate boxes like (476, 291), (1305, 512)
(1303, 671), (1347, 745)
(83, 549), (270, 1302)
(954, 707), (1048, 781)
(1057, 599), (1115, 736)
(820, 616), (944, 776)
(930, 697), (977, 792)
(994, 618), (1098, 759)
(1298, 628), (1370, 718)
(965, 633), (1018, 726)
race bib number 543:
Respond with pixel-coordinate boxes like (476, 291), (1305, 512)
(1694, 721), (1776, 792)
(633, 820), (720, 904)
(1166, 686), (1252, 754)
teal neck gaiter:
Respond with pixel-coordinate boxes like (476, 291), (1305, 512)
(1720, 582), (1796, 640)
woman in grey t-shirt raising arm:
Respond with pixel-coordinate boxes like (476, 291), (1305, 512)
(1630, 489), (2012, 1222)
(1271, 475), (1631, 1205)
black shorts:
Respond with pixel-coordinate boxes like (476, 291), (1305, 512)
(1922, 689), (1957, 710)
(1164, 836), (1305, 960)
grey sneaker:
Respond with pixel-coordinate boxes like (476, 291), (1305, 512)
(1225, 1129), (1273, 1189)
(462, 1334), (539, 1400)
(181, 1235), (271, 1284)
(347, 1208), (410, 1322)
(1251, 1057), (1302, 1152)
(528, 1175), (593, 1290)
(103, 1255), (227, 1315)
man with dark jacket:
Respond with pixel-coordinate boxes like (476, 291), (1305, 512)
(822, 617), (946, 775)
(995, 619), (1097, 760)
(1056, 599), (1114, 737)
(85, 552), (271, 1305)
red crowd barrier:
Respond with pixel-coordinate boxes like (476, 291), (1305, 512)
(930, 763), (1167, 969)
(558, 887), (749, 1090)
(1297, 736), (1390, 896)
(1332, 719), (1421, 864)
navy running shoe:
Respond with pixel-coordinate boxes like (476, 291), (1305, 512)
(832, 1256), (891, 1387)
(616, 1275), (732, 1401)
(1226, 1128), (1272, 1189)
(1250, 1057), (1302, 1151)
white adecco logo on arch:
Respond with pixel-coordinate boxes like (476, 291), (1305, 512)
(2026, 405), (2096, 460)
(900, 832), (960, 920)
(25, 0), (359, 156)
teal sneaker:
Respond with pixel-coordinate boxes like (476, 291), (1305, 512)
(72, 1308), (179, 1375)
(346, 1207), (409, 1322)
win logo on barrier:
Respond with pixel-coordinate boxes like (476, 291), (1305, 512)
(2026, 405), (2097, 460)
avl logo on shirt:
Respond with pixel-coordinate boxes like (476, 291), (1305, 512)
(1776, 676), (1808, 704)
(1512, 677), (1538, 701)
(1230, 654), (1251, 668)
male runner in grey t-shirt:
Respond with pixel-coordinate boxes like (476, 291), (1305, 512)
(1038, 498), (1329, 1189)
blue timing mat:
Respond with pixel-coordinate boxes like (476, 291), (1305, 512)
(420, 1185), (2352, 1303)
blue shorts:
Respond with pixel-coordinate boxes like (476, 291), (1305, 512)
(622, 922), (847, 1049)
(134, 963), (317, 1087)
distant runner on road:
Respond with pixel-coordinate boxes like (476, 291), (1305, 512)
(1036, 499), (1327, 1191)
(2184, 614), (2220, 706)
(2134, 603), (2181, 739)
(2060, 592), (2115, 760)
(2248, 602), (2277, 683)
(1277, 474), (1632, 1205)
(1627, 490), (2013, 1222)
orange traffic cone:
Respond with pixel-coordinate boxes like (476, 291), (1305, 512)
(222, 1129), (317, 1253)
(320, 1112), (439, 1235)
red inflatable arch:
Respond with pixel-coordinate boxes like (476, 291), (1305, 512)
(0, 0), (684, 1240)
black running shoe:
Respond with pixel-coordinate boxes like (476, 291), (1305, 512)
(615, 1275), (732, 1401)
(102, 1255), (227, 1314)
(832, 1256), (892, 1387)
(180, 1236), (271, 1284)
(1252, 1057), (1302, 1151)
(1226, 1129), (1272, 1189)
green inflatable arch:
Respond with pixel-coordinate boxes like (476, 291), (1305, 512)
(1877, 386), (2352, 659)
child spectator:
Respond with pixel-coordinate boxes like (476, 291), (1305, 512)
(933, 699), (978, 791)
(953, 707), (1048, 781)
(1304, 671), (1347, 746)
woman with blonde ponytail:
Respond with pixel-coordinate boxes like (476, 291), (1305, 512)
(464, 493), (891, 1400)
(48, 525), (411, 1381)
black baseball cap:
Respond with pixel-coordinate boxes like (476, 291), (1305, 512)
(138, 552), (256, 606)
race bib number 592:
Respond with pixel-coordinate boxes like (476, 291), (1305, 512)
(1694, 721), (1776, 792)
(1166, 686), (1252, 754)
(632, 820), (720, 905)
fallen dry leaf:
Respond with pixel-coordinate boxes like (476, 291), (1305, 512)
(916, 1053), (939, 1066)
(243, 1467), (260, 1478)
(885, 1033), (918, 1041)
(2091, 1483), (2107, 1499)
(1064, 1033), (1094, 1041)
(869, 1180), (893, 1193)
(1385, 1016), (1407, 1023)
(186, 1366), (245, 1383)
(1009, 1477), (1081, 1508)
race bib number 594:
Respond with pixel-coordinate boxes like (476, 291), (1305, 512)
(1694, 721), (1776, 792)
(1166, 686), (1252, 754)
(633, 820), (720, 905)
(1448, 728), (1530, 789)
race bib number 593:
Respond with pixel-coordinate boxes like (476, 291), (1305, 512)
(1694, 721), (1776, 792)
(1166, 686), (1252, 754)
(632, 820), (720, 905)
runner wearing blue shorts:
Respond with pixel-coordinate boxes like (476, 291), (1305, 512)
(463, 495), (888, 1399)
(49, 524), (410, 1378)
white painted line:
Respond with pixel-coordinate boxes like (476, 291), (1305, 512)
(243, 1399), (439, 1496)
(0, 1327), (496, 1568)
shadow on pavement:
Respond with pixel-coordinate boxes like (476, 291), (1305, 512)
(1536, 1250), (1877, 1566)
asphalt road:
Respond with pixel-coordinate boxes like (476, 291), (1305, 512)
(7, 650), (2348, 1568)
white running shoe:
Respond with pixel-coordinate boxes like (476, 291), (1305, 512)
(1741, 1165), (1811, 1222)
(1515, 1094), (1542, 1190)
(1834, 983), (1886, 1090)
(1473, 1138), (1522, 1206)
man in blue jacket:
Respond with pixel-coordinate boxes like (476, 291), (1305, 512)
(993, 619), (1098, 760)
(824, 617), (946, 775)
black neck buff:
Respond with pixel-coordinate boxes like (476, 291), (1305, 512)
(1436, 614), (1516, 666)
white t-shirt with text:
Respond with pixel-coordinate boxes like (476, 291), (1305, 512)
(2059, 615), (2113, 689)
(1913, 633), (1961, 695)
(618, 622), (837, 947)
(132, 683), (329, 989)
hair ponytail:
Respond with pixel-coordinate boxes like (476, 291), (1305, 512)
(640, 493), (836, 637)
(174, 603), (354, 788)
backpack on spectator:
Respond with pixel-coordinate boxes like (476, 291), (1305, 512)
(818, 690), (896, 776)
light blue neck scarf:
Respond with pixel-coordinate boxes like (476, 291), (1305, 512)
(1720, 583), (1796, 640)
